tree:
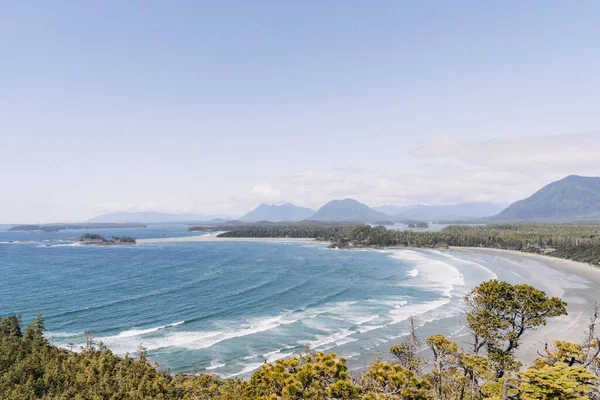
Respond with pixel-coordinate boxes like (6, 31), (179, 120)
(426, 334), (492, 400)
(22, 313), (45, 344)
(0, 315), (21, 338)
(465, 280), (567, 378)
(483, 364), (597, 400)
(389, 316), (425, 373)
(361, 359), (432, 399)
(248, 351), (361, 399)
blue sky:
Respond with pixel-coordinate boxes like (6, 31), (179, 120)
(1, 1), (600, 222)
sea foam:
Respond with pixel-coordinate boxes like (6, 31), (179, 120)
(391, 250), (465, 296)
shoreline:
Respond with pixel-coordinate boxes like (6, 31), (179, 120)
(445, 247), (600, 364)
(138, 234), (321, 244)
(137, 235), (600, 367)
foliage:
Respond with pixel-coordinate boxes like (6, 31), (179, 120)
(361, 359), (432, 399)
(110, 236), (136, 243)
(389, 317), (425, 373)
(248, 352), (361, 399)
(465, 280), (567, 378)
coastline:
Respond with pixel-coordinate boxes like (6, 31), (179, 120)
(137, 235), (600, 366)
(138, 234), (321, 244)
(446, 247), (600, 364)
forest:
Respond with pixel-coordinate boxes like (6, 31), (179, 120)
(211, 223), (600, 266)
(1, 280), (599, 399)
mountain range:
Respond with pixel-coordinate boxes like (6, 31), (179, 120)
(491, 175), (600, 221)
(86, 175), (600, 224)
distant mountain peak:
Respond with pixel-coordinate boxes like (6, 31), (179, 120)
(239, 203), (315, 222)
(307, 198), (391, 223)
(491, 175), (600, 221)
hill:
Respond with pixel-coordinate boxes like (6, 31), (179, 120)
(88, 211), (219, 223)
(491, 175), (600, 221)
(239, 203), (315, 222)
(374, 203), (505, 221)
(307, 198), (392, 223)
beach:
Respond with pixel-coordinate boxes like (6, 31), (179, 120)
(448, 247), (600, 363)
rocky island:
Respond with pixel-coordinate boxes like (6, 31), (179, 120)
(65, 233), (136, 245)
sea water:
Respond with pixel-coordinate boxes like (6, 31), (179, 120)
(0, 224), (576, 376)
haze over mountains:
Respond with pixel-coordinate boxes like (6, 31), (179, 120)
(491, 175), (600, 221)
(85, 176), (600, 224)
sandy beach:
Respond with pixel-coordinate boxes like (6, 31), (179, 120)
(449, 247), (600, 364)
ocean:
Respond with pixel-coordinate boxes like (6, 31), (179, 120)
(0, 224), (572, 376)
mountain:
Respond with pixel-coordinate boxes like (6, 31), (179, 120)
(88, 212), (221, 223)
(491, 175), (600, 221)
(374, 203), (506, 221)
(307, 198), (391, 223)
(239, 204), (315, 222)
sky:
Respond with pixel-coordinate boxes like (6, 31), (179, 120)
(1, 1), (600, 223)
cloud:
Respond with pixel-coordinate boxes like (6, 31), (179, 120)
(413, 132), (600, 173)
(92, 132), (600, 219)
(256, 132), (600, 209)
(249, 184), (283, 202)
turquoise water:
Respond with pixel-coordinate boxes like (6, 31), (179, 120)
(0, 225), (556, 376)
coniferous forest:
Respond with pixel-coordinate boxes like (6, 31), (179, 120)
(204, 223), (600, 266)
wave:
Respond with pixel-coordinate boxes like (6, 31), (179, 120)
(431, 250), (498, 280)
(206, 362), (227, 370)
(388, 298), (452, 324)
(95, 314), (301, 355)
(52, 271), (242, 318)
(406, 268), (419, 278)
(264, 348), (295, 363)
(50, 248), (480, 373)
(37, 243), (81, 248)
(225, 362), (265, 378)
(0, 240), (40, 245)
(112, 321), (186, 338)
(46, 331), (85, 339)
(391, 250), (465, 296)
(301, 329), (357, 351)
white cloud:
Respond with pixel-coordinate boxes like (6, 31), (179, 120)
(252, 132), (600, 209)
(249, 184), (283, 202)
(414, 132), (600, 173)
(22, 132), (598, 222)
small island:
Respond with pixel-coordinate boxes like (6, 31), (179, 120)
(408, 222), (429, 228)
(66, 233), (136, 246)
